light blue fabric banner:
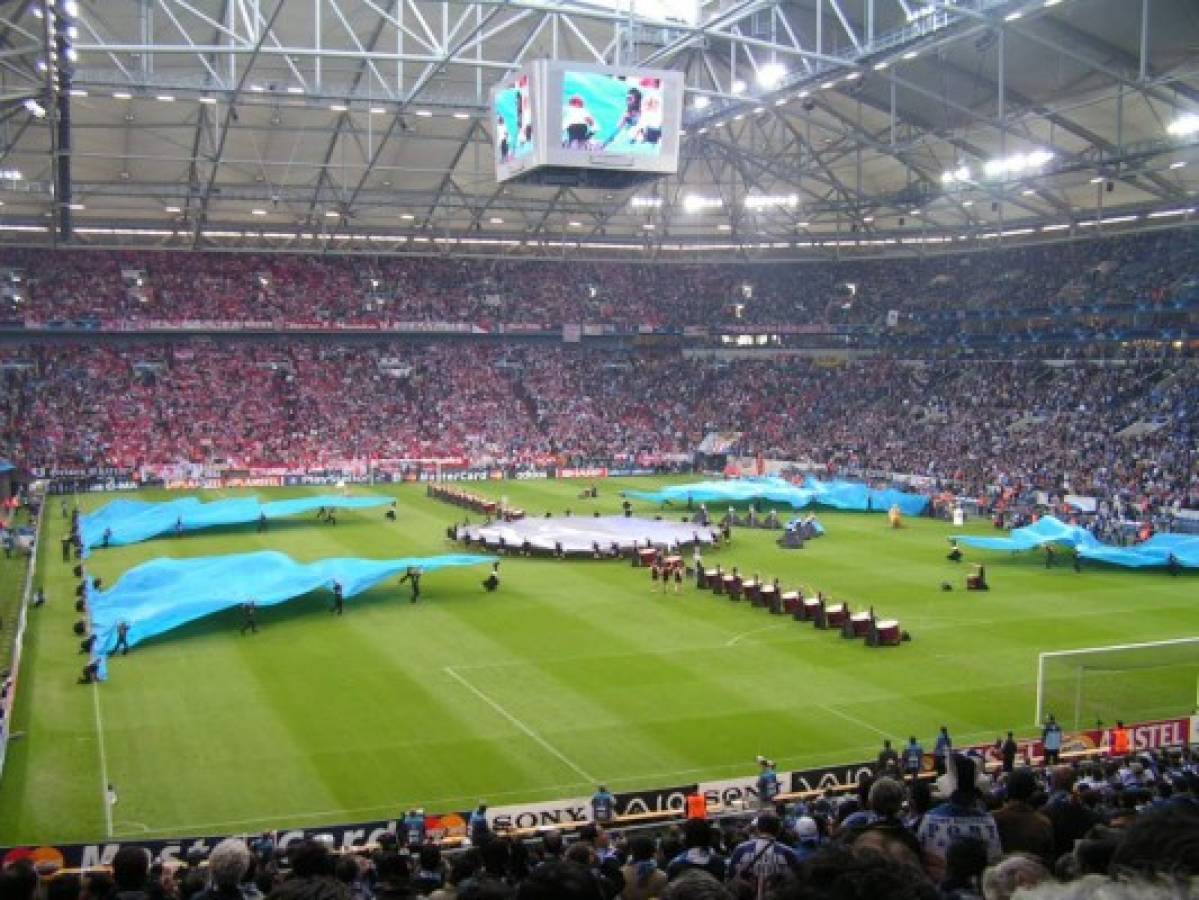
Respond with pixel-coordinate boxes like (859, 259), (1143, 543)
(625, 476), (928, 515)
(89, 551), (494, 664)
(81, 495), (391, 550)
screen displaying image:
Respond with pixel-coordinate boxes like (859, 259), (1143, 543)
(494, 73), (536, 164)
(560, 71), (664, 156)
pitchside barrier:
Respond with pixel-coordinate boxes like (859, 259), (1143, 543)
(3, 713), (1194, 873)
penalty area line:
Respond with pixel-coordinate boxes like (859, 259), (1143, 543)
(91, 681), (114, 838)
(443, 665), (597, 785)
(819, 704), (892, 740)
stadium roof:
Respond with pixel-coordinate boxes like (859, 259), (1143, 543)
(0, 0), (1196, 259)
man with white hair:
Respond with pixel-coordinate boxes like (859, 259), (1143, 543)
(198, 838), (259, 900)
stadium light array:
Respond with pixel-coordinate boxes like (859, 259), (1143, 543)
(23, 99), (45, 118)
(744, 194), (799, 210)
(0, 169), (22, 180)
(692, 95), (710, 110)
(1167, 114), (1199, 137)
(981, 150), (1054, 178)
(682, 195), (723, 213)
(757, 62), (786, 89)
(941, 165), (971, 185)
(630, 196), (664, 209)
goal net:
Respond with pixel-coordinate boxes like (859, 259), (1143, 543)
(1035, 637), (1199, 730)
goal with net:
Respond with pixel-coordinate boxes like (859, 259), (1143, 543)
(1035, 637), (1199, 730)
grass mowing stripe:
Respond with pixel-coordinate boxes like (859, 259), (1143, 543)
(443, 666), (598, 784)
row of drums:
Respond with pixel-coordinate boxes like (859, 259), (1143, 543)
(697, 567), (902, 646)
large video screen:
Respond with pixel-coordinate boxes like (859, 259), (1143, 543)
(546, 62), (682, 175)
(494, 73), (536, 164)
(492, 67), (543, 183)
(560, 72), (665, 156)
(492, 61), (682, 183)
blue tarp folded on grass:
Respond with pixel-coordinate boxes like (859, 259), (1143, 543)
(625, 476), (928, 516)
(955, 515), (1199, 570)
(89, 551), (494, 666)
(81, 494), (391, 550)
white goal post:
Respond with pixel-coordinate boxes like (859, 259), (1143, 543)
(1035, 637), (1199, 730)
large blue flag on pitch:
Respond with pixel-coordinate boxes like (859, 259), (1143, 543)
(955, 515), (1199, 570)
(624, 476), (928, 516)
(89, 550), (494, 664)
(80, 494), (391, 550)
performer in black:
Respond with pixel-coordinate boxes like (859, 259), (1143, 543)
(483, 562), (500, 592)
(78, 658), (101, 684)
(115, 621), (131, 655)
(101, 527), (113, 548)
(331, 581), (344, 615)
(240, 601), (258, 634)
(61, 534), (72, 562)
(946, 540), (962, 563)
(399, 567), (422, 603)
(257, 512), (268, 533)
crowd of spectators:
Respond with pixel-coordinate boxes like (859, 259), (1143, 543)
(1, 746), (1195, 899)
(0, 342), (1194, 513)
(1, 228), (1195, 338)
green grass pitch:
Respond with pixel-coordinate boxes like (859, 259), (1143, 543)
(0, 476), (1195, 845)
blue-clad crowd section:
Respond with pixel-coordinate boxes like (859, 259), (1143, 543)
(956, 516), (1199, 569)
(625, 476), (929, 516)
(80, 495), (391, 550)
(89, 551), (494, 663)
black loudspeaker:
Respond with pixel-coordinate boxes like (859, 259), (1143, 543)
(898, 217), (905, 226)
(1106, 180), (1114, 192)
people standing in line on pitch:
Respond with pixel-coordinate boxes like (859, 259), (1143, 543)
(1045, 544), (1056, 568)
(934, 726), (953, 776)
(756, 756), (780, 809)
(175, 516), (184, 536)
(1072, 547), (1082, 573)
(114, 621), (131, 656)
(257, 512), (267, 533)
(399, 566), (422, 603)
(240, 600), (258, 635)
(673, 563), (683, 595)
(591, 784), (616, 825)
(331, 580), (344, 616)
(1042, 715), (1063, 765)
(482, 562), (500, 592)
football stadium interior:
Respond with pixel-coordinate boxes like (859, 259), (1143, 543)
(0, 0), (1197, 897)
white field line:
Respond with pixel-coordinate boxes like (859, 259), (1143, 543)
(91, 682), (113, 838)
(443, 665), (597, 784)
(725, 623), (791, 646)
(819, 703), (893, 739)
